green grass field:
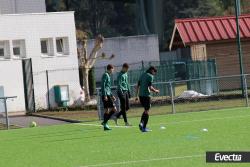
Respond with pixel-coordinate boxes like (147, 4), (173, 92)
(0, 107), (250, 167)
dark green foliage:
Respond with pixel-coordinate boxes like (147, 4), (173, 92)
(163, 0), (225, 47)
(46, 0), (136, 37)
(45, 0), (250, 48)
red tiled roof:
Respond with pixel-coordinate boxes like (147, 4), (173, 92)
(170, 14), (250, 49)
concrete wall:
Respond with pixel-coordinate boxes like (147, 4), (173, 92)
(0, 12), (80, 111)
(87, 35), (160, 81)
(0, 0), (46, 14)
(0, 60), (26, 112)
(33, 69), (81, 110)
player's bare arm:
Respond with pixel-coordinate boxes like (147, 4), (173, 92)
(149, 86), (160, 93)
(135, 83), (140, 101)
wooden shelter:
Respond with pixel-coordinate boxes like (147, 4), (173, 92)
(169, 14), (250, 77)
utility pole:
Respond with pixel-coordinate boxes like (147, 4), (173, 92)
(235, 0), (244, 96)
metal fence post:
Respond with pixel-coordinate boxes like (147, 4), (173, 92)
(169, 82), (176, 114)
(243, 75), (249, 107)
(3, 98), (9, 130)
(1, 96), (17, 130)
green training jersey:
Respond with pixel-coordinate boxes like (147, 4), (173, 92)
(138, 72), (154, 97)
(101, 72), (112, 96)
(117, 71), (130, 93)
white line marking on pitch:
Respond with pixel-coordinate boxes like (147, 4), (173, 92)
(79, 154), (203, 167)
(76, 123), (130, 128)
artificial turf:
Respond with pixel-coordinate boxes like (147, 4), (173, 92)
(0, 107), (249, 167)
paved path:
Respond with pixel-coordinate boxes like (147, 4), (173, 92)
(0, 116), (68, 128)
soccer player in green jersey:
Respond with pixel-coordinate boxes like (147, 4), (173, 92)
(115, 63), (132, 126)
(136, 66), (160, 132)
(101, 64), (117, 131)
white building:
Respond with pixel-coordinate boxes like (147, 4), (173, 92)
(87, 35), (160, 81)
(0, 0), (80, 113)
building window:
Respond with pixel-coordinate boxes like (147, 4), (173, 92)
(0, 48), (4, 57)
(56, 37), (69, 55)
(0, 41), (10, 59)
(12, 40), (26, 58)
(41, 40), (48, 54)
(13, 47), (20, 55)
(40, 38), (54, 56)
(56, 38), (63, 53)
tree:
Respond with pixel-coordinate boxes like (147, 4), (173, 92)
(76, 30), (115, 102)
(45, 0), (57, 11)
(46, 0), (137, 38)
(220, 0), (250, 14)
(190, 0), (223, 16)
(219, 0), (235, 14)
(242, 0), (250, 13)
(109, 1), (137, 36)
(163, 0), (224, 48)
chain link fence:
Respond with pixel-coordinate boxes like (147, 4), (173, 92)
(97, 74), (249, 120)
(23, 60), (250, 123)
(0, 97), (9, 129)
(0, 96), (18, 130)
(95, 61), (176, 87)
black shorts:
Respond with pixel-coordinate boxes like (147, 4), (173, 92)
(117, 91), (130, 111)
(102, 95), (115, 109)
(139, 96), (151, 111)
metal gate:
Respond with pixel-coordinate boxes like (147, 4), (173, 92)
(22, 58), (35, 113)
(186, 59), (218, 95)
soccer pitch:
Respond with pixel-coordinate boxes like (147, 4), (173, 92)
(0, 107), (249, 167)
